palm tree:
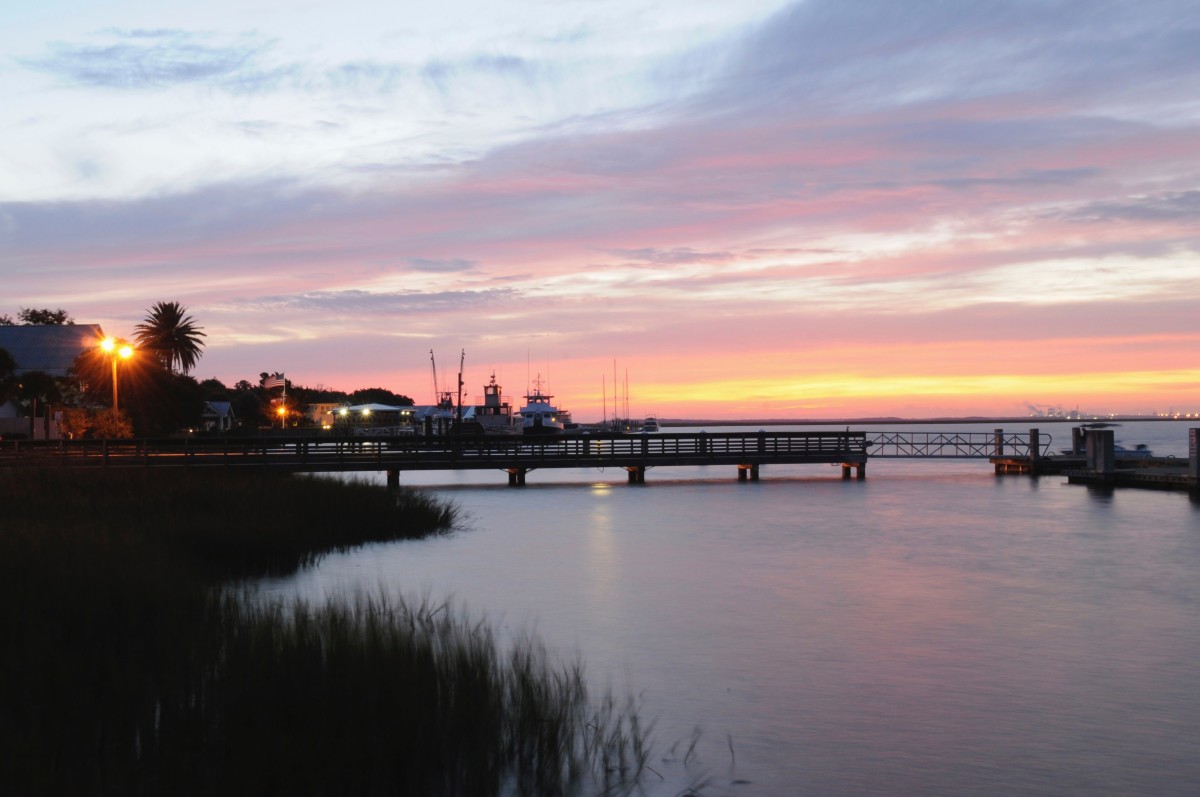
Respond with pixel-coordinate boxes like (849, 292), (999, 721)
(133, 301), (207, 374)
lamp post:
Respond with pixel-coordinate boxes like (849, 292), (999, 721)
(99, 337), (134, 420)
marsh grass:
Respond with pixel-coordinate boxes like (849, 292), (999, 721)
(0, 468), (650, 795)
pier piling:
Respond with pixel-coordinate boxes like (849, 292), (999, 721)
(1086, 429), (1115, 475)
(1191, 429), (1199, 481)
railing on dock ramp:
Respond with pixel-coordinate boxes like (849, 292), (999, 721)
(866, 430), (1052, 458)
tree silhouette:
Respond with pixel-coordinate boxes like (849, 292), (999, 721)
(0, 347), (17, 402)
(133, 301), (206, 375)
(1, 308), (74, 325)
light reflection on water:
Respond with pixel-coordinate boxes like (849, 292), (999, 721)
(260, 422), (1200, 796)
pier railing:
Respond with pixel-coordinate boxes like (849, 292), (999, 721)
(866, 430), (1052, 458)
(0, 430), (869, 473)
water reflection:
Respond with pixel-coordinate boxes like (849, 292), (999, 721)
(273, 422), (1200, 796)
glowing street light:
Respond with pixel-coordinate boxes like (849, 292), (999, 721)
(99, 337), (134, 419)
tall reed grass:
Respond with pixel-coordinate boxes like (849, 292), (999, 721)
(0, 468), (650, 795)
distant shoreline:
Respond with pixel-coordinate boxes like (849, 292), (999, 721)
(656, 416), (1193, 427)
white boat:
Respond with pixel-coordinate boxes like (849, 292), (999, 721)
(518, 374), (565, 436)
(640, 416), (660, 433)
(461, 373), (519, 435)
(1061, 424), (1154, 459)
(1115, 443), (1154, 459)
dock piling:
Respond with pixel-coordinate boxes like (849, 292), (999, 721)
(738, 464), (760, 481)
(1086, 429), (1115, 475)
(1190, 429), (1198, 481)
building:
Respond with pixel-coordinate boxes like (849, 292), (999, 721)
(0, 324), (105, 377)
(0, 324), (107, 440)
(306, 402), (345, 427)
(202, 401), (236, 432)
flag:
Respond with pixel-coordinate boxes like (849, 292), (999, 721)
(262, 373), (286, 390)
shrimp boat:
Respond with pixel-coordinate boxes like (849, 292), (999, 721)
(461, 373), (519, 435)
(518, 374), (566, 436)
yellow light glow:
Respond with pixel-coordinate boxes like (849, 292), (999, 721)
(277, 407), (286, 417)
(100, 337), (115, 353)
(118, 344), (133, 359)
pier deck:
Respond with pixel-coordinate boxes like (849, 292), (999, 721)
(0, 430), (869, 485)
(5, 427), (1194, 491)
(1064, 463), (1195, 492)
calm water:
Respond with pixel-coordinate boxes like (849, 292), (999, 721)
(261, 421), (1200, 796)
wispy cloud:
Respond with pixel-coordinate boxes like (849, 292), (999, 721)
(408, 258), (478, 273)
(1056, 190), (1200, 224)
(605, 247), (734, 265)
(227, 288), (516, 316)
(24, 29), (275, 90)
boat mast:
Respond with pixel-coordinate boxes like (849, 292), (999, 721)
(602, 374), (607, 427)
(456, 349), (465, 424)
(430, 349), (439, 403)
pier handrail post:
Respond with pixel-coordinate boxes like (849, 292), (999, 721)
(993, 428), (1004, 456)
(1028, 428), (1040, 471)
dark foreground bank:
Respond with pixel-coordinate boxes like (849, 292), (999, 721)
(0, 469), (648, 796)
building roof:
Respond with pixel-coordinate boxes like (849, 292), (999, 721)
(344, 403), (412, 413)
(0, 324), (105, 377)
(203, 401), (235, 418)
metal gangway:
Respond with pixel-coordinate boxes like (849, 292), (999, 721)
(865, 429), (1051, 459)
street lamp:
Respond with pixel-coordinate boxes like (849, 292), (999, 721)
(99, 337), (134, 419)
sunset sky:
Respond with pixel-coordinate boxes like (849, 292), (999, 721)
(3, 0), (1197, 420)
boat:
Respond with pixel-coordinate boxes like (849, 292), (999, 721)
(1060, 423), (1154, 459)
(1115, 443), (1154, 459)
(460, 373), (519, 435)
(640, 416), (660, 433)
(518, 374), (566, 435)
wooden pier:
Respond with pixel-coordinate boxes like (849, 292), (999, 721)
(0, 430), (869, 486)
(4, 426), (1194, 492)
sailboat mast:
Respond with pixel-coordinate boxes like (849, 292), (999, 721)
(624, 368), (629, 424)
(602, 374), (607, 426)
(456, 349), (465, 423)
(613, 359), (618, 428)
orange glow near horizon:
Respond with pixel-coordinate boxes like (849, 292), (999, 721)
(364, 348), (1200, 422)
